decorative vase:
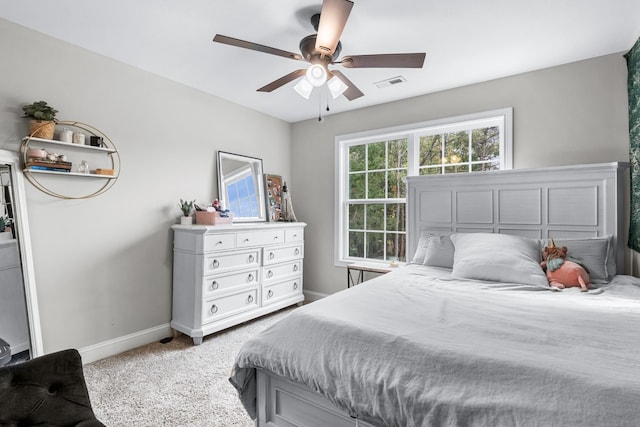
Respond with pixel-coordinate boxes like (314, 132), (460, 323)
(28, 120), (55, 140)
(180, 216), (193, 225)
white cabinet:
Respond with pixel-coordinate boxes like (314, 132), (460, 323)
(171, 222), (306, 345)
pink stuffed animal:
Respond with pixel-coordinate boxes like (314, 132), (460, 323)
(540, 240), (590, 292)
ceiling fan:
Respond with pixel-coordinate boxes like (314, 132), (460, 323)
(212, 0), (426, 101)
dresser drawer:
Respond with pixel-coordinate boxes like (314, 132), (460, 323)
(285, 228), (304, 243)
(203, 233), (236, 252)
(237, 230), (286, 248)
(263, 244), (303, 265)
(204, 249), (261, 275)
(203, 268), (259, 297)
(263, 278), (302, 307)
(202, 288), (259, 324)
(263, 260), (302, 284)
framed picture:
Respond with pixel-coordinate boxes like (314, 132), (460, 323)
(264, 174), (283, 222)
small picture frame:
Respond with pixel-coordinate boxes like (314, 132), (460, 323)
(264, 174), (283, 222)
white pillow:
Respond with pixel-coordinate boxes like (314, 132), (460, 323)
(423, 235), (455, 269)
(450, 233), (549, 288)
(410, 232), (431, 264)
(540, 236), (614, 283)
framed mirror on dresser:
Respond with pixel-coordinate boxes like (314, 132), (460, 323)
(217, 151), (266, 223)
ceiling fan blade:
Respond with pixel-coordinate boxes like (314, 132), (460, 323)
(340, 53), (426, 68)
(330, 70), (364, 101)
(257, 69), (307, 93)
(213, 34), (304, 61)
(315, 0), (354, 56)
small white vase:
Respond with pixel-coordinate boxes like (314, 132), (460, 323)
(180, 216), (193, 225)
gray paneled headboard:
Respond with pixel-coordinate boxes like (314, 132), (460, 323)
(406, 162), (629, 273)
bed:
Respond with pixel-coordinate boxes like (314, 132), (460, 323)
(229, 162), (640, 427)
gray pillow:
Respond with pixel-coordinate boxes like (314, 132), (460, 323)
(450, 233), (549, 288)
(540, 236), (614, 283)
(423, 235), (455, 269)
(410, 232), (431, 264)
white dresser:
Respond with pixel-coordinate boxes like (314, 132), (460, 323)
(171, 222), (306, 345)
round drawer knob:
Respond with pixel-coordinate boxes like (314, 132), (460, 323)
(294, 248), (300, 255)
(267, 270), (273, 278)
(269, 252), (275, 260)
(267, 289), (274, 298)
(293, 265), (298, 272)
(247, 274), (254, 282)
(210, 304), (218, 314)
(293, 282), (298, 290)
(248, 255), (255, 263)
(211, 281), (219, 290)
(246, 295), (254, 304)
(211, 260), (219, 269)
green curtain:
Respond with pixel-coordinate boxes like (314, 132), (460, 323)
(627, 37), (640, 252)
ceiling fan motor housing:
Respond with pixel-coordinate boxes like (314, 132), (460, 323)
(299, 34), (342, 63)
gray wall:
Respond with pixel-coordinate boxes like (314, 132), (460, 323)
(0, 19), (292, 356)
(291, 53), (630, 297)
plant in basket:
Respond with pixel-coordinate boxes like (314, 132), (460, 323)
(22, 101), (59, 140)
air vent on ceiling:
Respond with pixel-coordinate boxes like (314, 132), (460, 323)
(374, 75), (407, 89)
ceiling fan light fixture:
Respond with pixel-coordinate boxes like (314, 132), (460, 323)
(327, 75), (348, 99)
(294, 77), (314, 99)
(306, 64), (327, 87)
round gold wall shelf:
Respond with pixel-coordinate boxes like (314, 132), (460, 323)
(20, 120), (121, 199)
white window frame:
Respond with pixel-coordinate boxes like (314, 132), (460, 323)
(334, 108), (513, 267)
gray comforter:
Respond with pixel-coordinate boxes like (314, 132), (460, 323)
(229, 264), (640, 426)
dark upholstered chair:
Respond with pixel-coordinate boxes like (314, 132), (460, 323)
(0, 349), (104, 426)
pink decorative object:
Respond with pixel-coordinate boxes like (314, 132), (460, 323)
(195, 211), (233, 225)
(26, 148), (47, 159)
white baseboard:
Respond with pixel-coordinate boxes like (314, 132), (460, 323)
(79, 323), (172, 364)
(303, 290), (328, 302)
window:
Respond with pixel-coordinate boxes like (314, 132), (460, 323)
(335, 108), (512, 265)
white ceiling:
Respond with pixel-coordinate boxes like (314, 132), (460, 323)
(2, 1), (639, 123)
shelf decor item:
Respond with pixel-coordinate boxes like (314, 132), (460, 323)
(264, 174), (283, 222)
(21, 101), (58, 140)
(179, 199), (195, 225)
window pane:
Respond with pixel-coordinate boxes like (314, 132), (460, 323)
(349, 231), (365, 257)
(368, 141), (386, 170)
(471, 127), (500, 162)
(444, 131), (469, 164)
(366, 232), (384, 260)
(387, 169), (407, 198)
(388, 139), (408, 168)
(366, 204), (385, 230)
(349, 204), (364, 229)
(349, 144), (366, 172)
(367, 171), (386, 198)
(444, 164), (469, 174)
(386, 203), (406, 232)
(472, 161), (500, 172)
(349, 173), (365, 199)
(420, 166), (441, 175)
(386, 233), (406, 262)
(419, 134), (442, 166)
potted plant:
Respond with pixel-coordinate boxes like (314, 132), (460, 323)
(22, 100), (59, 140)
(179, 199), (195, 225)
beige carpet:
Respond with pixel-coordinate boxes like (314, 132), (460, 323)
(84, 307), (295, 426)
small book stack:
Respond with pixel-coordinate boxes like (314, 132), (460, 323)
(26, 158), (72, 172)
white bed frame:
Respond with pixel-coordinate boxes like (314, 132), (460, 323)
(254, 162), (629, 427)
